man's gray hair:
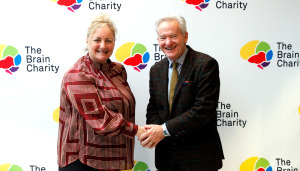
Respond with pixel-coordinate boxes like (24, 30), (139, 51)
(155, 15), (187, 35)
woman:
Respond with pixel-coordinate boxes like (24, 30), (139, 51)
(57, 14), (145, 171)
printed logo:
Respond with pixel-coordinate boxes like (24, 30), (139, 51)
(89, 0), (122, 11)
(51, 0), (83, 12)
(240, 157), (273, 171)
(122, 160), (150, 171)
(216, 1), (248, 10)
(53, 107), (60, 123)
(0, 164), (23, 171)
(276, 42), (300, 68)
(217, 101), (247, 128)
(25, 46), (60, 73)
(183, 0), (210, 11)
(0, 45), (21, 75)
(115, 42), (150, 72)
(240, 41), (273, 69)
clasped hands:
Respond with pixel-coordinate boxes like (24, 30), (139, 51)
(136, 125), (165, 149)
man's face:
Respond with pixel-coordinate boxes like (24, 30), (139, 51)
(157, 20), (188, 62)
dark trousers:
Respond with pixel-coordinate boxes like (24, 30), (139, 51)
(156, 162), (183, 171)
(58, 160), (120, 171)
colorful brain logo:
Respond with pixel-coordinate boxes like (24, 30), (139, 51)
(240, 157), (273, 171)
(240, 41), (273, 69)
(0, 45), (21, 75)
(0, 164), (23, 171)
(183, 0), (211, 11)
(115, 43), (150, 72)
(51, 0), (83, 12)
(122, 161), (150, 171)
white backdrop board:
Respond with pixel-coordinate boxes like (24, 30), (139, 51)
(0, 0), (299, 171)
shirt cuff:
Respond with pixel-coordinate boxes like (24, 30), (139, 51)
(162, 123), (170, 136)
(122, 121), (138, 138)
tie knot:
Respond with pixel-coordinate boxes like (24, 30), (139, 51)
(173, 62), (178, 69)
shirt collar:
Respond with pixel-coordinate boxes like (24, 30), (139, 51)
(168, 47), (188, 68)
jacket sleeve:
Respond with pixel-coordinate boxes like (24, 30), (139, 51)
(62, 66), (138, 138)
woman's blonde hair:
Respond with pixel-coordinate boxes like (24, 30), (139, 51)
(86, 14), (118, 41)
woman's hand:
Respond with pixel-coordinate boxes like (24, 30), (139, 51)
(136, 126), (147, 137)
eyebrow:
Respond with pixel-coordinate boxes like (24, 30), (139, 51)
(159, 33), (178, 38)
(92, 37), (114, 40)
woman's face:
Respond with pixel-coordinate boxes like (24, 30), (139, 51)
(87, 25), (115, 64)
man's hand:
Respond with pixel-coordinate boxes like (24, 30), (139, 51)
(138, 124), (165, 149)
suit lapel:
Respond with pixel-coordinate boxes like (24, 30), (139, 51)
(160, 59), (170, 115)
(173, 48), (194, 103)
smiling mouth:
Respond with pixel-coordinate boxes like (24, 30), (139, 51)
(165, 46), (176, 50)
(97, 50), (109, 54)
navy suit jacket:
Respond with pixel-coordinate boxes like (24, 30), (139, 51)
(146, 45), (224, 171)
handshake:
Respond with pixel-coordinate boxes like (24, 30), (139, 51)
(136, 125), (165, 149)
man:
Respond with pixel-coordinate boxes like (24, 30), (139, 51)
(138, 15), (224, 171)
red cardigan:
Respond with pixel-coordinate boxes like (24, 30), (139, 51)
(57, 54), (137, 170)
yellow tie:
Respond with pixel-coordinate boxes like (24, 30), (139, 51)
(169, 62), (178, 112)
